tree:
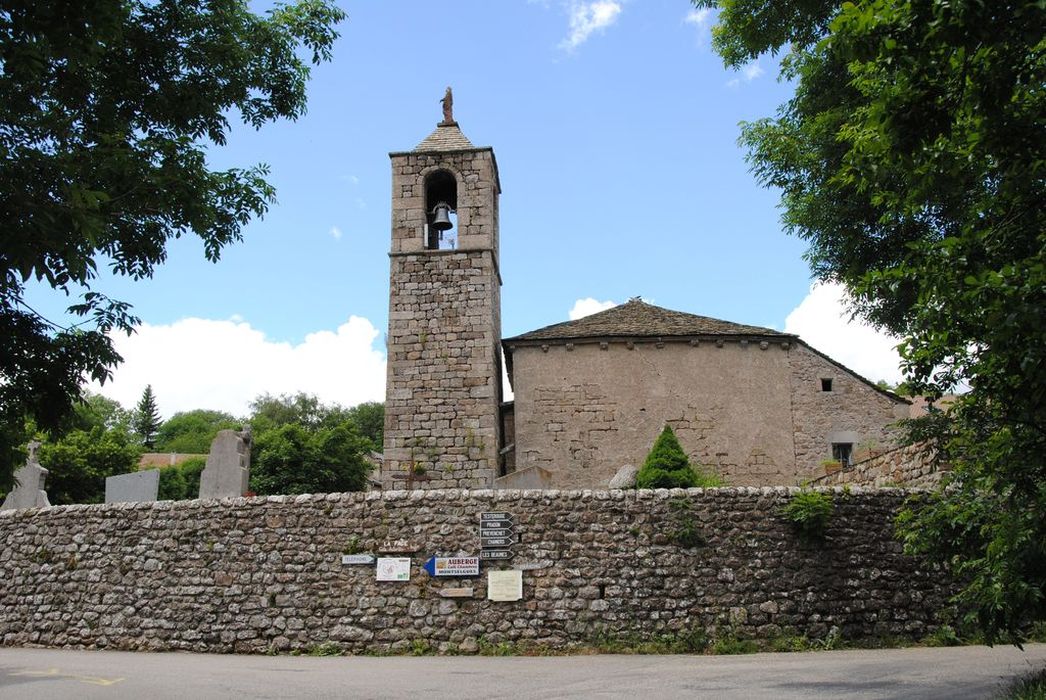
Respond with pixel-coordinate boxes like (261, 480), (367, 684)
(250, 422), (371, 495)
(346, 401), (384, 451)
(636, 426), (698, 489)
(696, 0), (1044, 642)
(133, 385), (162, 449)
(246, 393), (373, 495)
(38, 426), (141, 504)
(155, 409), (239, 454)
(0, 0), (346, 490)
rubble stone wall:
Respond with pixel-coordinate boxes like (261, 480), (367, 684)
(814, 442), (945, 488)
(0, 487), (952, 654)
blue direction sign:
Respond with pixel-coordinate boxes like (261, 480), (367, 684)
(422, 556), (481, 577)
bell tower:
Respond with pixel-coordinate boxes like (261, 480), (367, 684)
(382, 90), (503, 489)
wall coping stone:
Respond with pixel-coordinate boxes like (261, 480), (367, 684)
(0, 484), (932, 520)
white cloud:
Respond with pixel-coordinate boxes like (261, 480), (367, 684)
(727, 60), (764, 88)
(92, 316), (386, 419)
(329, 225), (343, 240)
(684, 8), (712, 27)
(784, 282), (903, 385)
(569, 297), (617, 320)
(560, 1), (622, 50)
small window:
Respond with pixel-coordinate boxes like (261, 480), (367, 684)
(820, 378), (833, 392)
(832, 443), (853, 467)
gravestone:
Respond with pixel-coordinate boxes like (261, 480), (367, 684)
(199, 429), (251, 500)
(1, 441), (51, 510)
(608, 464), (639, 489)
(105, 469), (160, 504)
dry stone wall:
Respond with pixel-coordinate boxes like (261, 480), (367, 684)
(0, 488), (953, 654)
(814, 442), (946, 488)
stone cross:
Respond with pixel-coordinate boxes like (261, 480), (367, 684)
(1, 441), (51, 510)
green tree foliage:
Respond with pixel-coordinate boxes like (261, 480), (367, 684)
(0, 0), (346, 490)
(346, 401), (384, 451)
(155, 409), (239, 454)
(38, 427), (141, 504)
(246, 393), (374, 495)
(250, 422), (371, 496)
(636, 426), (699, 489)
(157, 465), (187, 501)
(133, 385), (162, 448)
(696, 0), (1045, 642)
(70, 391), (133, 433)
(178, 456), (207, 500)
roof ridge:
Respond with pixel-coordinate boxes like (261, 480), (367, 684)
(504, 299), (791, 343)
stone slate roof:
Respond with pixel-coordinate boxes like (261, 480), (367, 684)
(503, 299), (793, 344)
(415, 122), (475, 152)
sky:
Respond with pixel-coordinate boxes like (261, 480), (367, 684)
(26, 0), (905, 418)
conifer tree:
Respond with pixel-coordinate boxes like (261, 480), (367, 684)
(636, 426), (698, 489)
(133, 385), (162, 449)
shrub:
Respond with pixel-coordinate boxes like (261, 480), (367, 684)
(636, 426), (697, 489)
(157, 466), (187, 501)
(178, 457), (207, 499)
(781, 490), (834, 539)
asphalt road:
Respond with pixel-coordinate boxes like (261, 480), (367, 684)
(1, 644), (1044, 699)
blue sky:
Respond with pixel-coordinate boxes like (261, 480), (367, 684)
(28, 1), (904, 418)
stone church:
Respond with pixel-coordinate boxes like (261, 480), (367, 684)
(381, 106), (909, 490)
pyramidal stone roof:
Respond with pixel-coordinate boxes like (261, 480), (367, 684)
(414, 122), (475, 152)
(504, 299), (793, 344)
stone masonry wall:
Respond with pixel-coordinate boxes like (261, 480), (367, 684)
(814, 442), (946, 488)
(383, 146), (502, 489)
(789, 344), (909, 480)
(511, 340), (797, 488)
(0, 488), (953, 654)
(384, 251), (501, 489)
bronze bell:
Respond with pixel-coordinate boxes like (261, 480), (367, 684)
(430, 201), (453, 231)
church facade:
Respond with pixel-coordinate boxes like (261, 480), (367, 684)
(382, 108), (908, 489)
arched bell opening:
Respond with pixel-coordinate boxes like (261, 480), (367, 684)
(424, 169), (458, 250)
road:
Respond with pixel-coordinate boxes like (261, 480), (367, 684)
(1, 644), (1043, 699)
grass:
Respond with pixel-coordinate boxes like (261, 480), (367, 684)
(1002, 668), (1046, 700)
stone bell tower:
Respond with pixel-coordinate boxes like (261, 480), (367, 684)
(382, 89), (503, 489)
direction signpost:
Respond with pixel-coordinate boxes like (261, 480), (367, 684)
(479, 512), (516, 561)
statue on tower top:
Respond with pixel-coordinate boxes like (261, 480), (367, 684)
(439, 86), (455, 125)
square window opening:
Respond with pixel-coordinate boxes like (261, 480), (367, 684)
(832, 442), (853, 467)
(821, 378), (833, 392)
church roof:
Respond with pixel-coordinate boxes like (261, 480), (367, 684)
(503, 299), (793, 345)
(414, 122), (475, 152)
